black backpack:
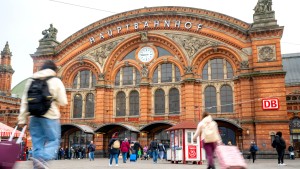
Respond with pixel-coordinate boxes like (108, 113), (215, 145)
(27, 76), (54, 116)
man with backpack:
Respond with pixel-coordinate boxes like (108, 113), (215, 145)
(108, 132), (120, 166)
(272, 131), (287, 166)
(18, 60), (68, 169)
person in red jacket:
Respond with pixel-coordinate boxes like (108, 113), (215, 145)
(120, 138), (130, 163)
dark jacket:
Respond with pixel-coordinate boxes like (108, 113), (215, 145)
(250, 144), (258, 152)
(288, 146), (294, 152)
(108, 138), (120, 154)
(88, 143), (95, 152)
(150, 140), (158, 151)
(272, 135), (286, 150)
(133, 142), (143, 154)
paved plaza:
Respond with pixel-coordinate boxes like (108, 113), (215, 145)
(13, 158), (300, 169)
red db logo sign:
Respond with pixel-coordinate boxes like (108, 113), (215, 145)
(262, 98), (279, 110)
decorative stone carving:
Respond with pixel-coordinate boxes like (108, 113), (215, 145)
(141, 64), (148, 77)
(41, 24), (58, 40)
(77, 56), (86, 65)
(98, 73), (105, 80)
(242, 47), (252, 56)
(166, 34), (220, 58)
(240, 61), (249, 69)
(257, 45), (276, 62)
(140, 31), (148, 42)
(90, 40), (122, 66)
(184, 66), (193, 74)
(254, 0), (272, 14)
(124, 61), (129, 67)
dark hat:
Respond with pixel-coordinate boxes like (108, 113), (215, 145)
(276, 131), (282, 137)
(112, 132), (118, 138)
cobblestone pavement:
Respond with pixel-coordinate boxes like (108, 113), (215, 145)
(14, 158), (300, 169)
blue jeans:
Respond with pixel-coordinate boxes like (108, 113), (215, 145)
(30, 116), (61, 161)
(110, 153), (119, 165)
(152, 150), (158, 163)
(122, 152), (127, 162)
(89, 152), (94, 160)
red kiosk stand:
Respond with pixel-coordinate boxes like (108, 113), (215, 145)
(166, 121), (205, 164)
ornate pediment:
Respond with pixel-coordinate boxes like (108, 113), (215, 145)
(165, 33), (220, 59)
(87, 39), (123, 66)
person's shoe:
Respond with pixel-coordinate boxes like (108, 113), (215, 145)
(30, 157), (49, 169)
(109, 164), (112, 167)
(115, 164), (119, 166)
(281, 163), (287, 166)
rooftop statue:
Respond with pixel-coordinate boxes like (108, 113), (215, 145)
(254, 0), (272, 14)
(41, 24), (58, 40)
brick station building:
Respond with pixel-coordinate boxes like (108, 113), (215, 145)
(1, 2), (300, 158)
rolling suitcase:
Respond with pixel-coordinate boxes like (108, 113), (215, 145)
(0, 126), (27, 169)
(130, 154), (137, 162)
(215, 145), (247, 169)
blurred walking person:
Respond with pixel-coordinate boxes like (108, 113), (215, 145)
(158, 141), (165, 160)
(150, 138), (159, 164)
(88, 141), (96, 161)
(249, 141), (258, 163)
(120, 138), (130, 163)
(193, 112), (221, 169)
(108, 132), (120, 166)
(272, 131), (287, 166)
(18, 60), (68, 169)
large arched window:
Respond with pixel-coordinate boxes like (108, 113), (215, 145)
(73, 70), (96, 88)
(80, 70), (90, 88)
(129, 90), (139, 116)
(220, 85), (233, 113)
(73, 74), (79, 89)
(161, 63), (172, 82)
(123, 67), (133, 85)
(202, 58), (234, 113)
(205, 86), (217, 113)
(169, 88), (180, 114)
(85, 93), (95, 118)
(152, 63), (181, 83)
(153, 68), (158, 83)
(115, 71), (120, 86)
(73, 94), (82, 118)
(155, 89), (165, 115)
(202, 59), (233, 80)
(115, 67), (140, 86)
(116, 92), (126, 116)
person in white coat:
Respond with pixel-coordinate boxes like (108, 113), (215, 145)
(193, 112), (221, 169)
(18, 60), (68, 169)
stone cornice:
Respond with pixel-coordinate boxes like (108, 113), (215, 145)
(237, 70), (286, 79)
(240, 119), (289, 124)
(249, 26), (284, 40)
(253, 120), (289, 123)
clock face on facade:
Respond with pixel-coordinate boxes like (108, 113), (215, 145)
(137, 46), (155, 63)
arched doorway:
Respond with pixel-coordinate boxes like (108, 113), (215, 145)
(94, 123), (139, 157)
(290, 117), (300, 157)
(215, 118), (243, 149)
(140, 122), (173, 147)
(61, 124), (95, 159)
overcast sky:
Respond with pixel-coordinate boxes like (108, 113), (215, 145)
(1, 0), (300, 88)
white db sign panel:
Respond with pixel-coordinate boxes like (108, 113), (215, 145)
(262, 98), (279, 110)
